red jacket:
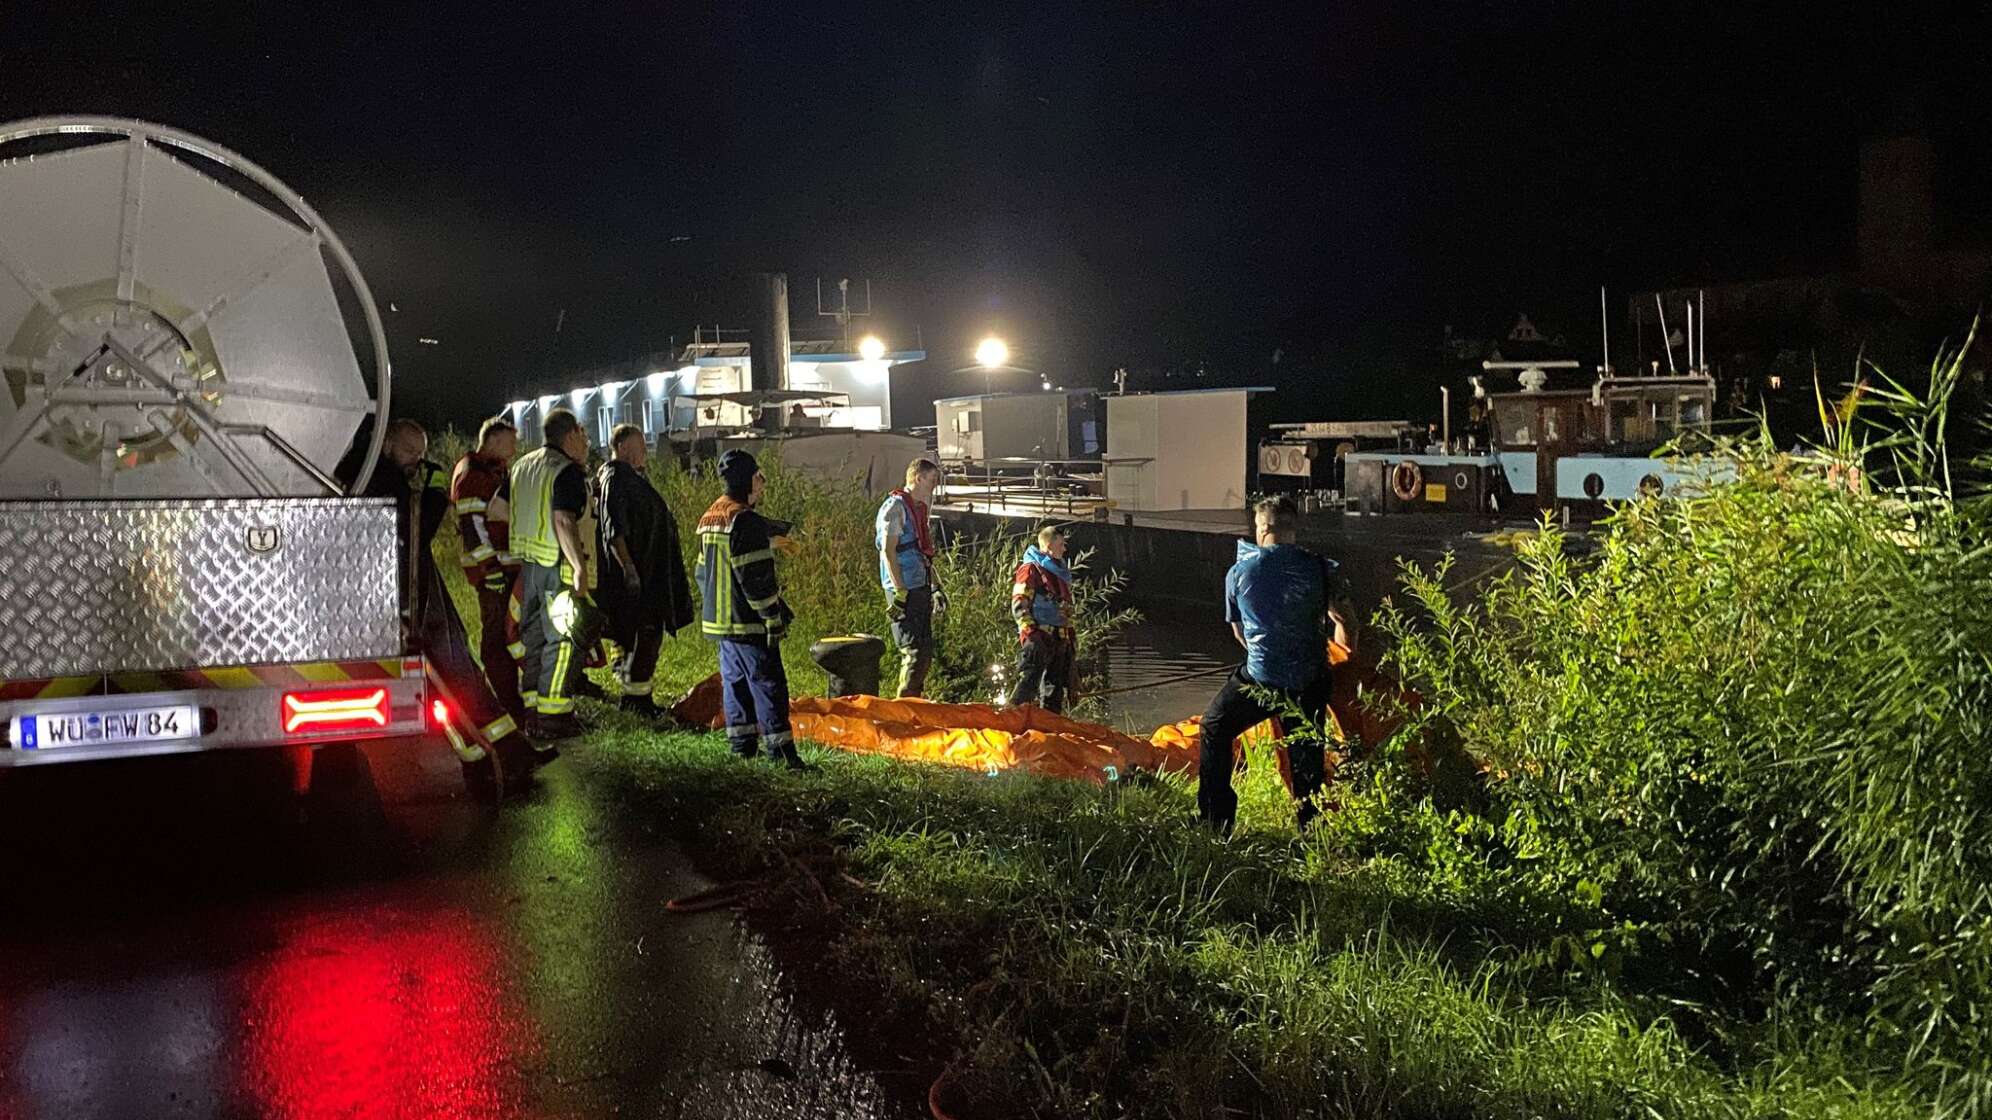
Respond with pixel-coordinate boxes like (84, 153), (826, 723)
(449, 453), (516, 585)
(1011, 546), (1074, 636)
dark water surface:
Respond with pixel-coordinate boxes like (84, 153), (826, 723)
(1097, 604), (1241, 731)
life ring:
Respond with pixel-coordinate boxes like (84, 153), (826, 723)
(1390, 460), (1423, 501)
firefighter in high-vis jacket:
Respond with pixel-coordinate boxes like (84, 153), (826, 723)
(450, 416), (524, 720)
(505, 407), (594, 741)
(355, 418), (544, 798)
(697, 450), (807, 769)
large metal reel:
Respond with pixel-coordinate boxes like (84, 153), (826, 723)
(0, 117), (390, 498)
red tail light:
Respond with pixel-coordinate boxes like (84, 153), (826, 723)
(282, 688), (389, 734)
(429, 697), (451, 731)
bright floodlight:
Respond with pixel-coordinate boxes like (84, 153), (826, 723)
(976, 336), (1009, 368)
(859, 335), (887, 362)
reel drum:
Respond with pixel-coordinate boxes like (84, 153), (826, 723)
(0, 117), (390, 498)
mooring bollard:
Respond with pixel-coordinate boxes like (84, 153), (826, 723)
(808, 634), (887, 697)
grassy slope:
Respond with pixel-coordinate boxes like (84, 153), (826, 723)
(581, 718), (1924, 1120)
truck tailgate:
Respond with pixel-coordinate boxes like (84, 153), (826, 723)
(0, 498), (400, 680)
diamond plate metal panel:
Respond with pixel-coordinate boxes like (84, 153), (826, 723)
(0, 498), (400, 678)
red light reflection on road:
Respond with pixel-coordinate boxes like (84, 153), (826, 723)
(235, 907), (534, 1120)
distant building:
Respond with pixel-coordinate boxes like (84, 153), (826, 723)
(1628, 133), (1992, 429)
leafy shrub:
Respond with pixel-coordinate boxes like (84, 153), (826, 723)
(1345, 334), (1992, 1110)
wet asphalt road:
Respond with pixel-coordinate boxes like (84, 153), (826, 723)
(0, 736), (919, 1120)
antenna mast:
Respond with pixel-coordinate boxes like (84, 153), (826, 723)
(1598, 286), (1611, 376)
(815, 277), (874, 342)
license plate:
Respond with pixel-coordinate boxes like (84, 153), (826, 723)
(9, 705), (200, 750)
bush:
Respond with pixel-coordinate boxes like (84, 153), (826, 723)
(1345, 333), (1992, 1110)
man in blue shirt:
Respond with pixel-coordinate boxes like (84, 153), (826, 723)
(1198, 495), (1357, 834)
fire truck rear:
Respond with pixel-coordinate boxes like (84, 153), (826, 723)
(0, 118), (438, 773)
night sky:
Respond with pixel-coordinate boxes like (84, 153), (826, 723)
(4, 3), (1988, 427)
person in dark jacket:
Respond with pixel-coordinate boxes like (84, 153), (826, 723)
(595, 424), (695, 719)
(351, 418), (548, 797)
(695, 450), (807, 770)
(1196, 495), (1357, 835)
(1007, 525), (1077, 713)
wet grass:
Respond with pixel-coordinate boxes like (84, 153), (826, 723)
(578, 714), (1929, 1120)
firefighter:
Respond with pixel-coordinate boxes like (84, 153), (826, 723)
(357, 418), (545, 796)
(450, 416), (524, 721)
(696, 450), (807, 769)
(506, 407), (594, 741)
(1196, 495), (1358, 836)
(595, 423), (694, 719)
(875, 458), (946, 698)
(1007, 525), (1077, 713)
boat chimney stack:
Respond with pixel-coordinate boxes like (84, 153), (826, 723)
(750, 271), (791, 430)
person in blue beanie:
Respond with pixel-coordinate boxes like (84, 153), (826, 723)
(694, 449), (807, 770)
(1007, 525), (1077, 713)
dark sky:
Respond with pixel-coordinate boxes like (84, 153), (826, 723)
(4, 2), (1988, 426)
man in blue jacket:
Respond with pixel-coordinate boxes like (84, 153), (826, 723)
(1197, 495), (1357, 835)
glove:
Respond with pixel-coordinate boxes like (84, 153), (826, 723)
(622, 568), (642, 596)
(1018, 622), (1037, 643)
(886, 588), (909, 622)
(932, 585), (950, 614)
(765, 614), (788, 641)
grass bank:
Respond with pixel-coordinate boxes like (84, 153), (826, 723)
(580, 716), (1927, 1119)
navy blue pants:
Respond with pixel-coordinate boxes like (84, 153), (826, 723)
(1197, 666), (1332, 834)
(718, 639), (796, 761)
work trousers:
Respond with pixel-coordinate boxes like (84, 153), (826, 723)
(476, 576), (524, 720)
(619, 624), (664, 697)
(718, 638), (796, 762)
(413, 564), (532, 763)
(890, 584), (935, 698)
(516, 560), (579, 716)
(1008, 629), (1074, 714)
(1196, 666), (1333, 834)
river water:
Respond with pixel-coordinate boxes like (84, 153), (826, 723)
(1096, 603), (1242, 732)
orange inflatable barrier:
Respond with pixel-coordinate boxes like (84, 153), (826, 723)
(665, 642), (1415, 788)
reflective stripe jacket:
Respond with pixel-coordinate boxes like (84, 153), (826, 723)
(507, 445), (579, 567)
(695, 495), (791, 641)
(1011, 544), (1073, 632)
(450, 452), (515, 583)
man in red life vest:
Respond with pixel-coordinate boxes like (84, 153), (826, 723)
(874, 458), (947, 698)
